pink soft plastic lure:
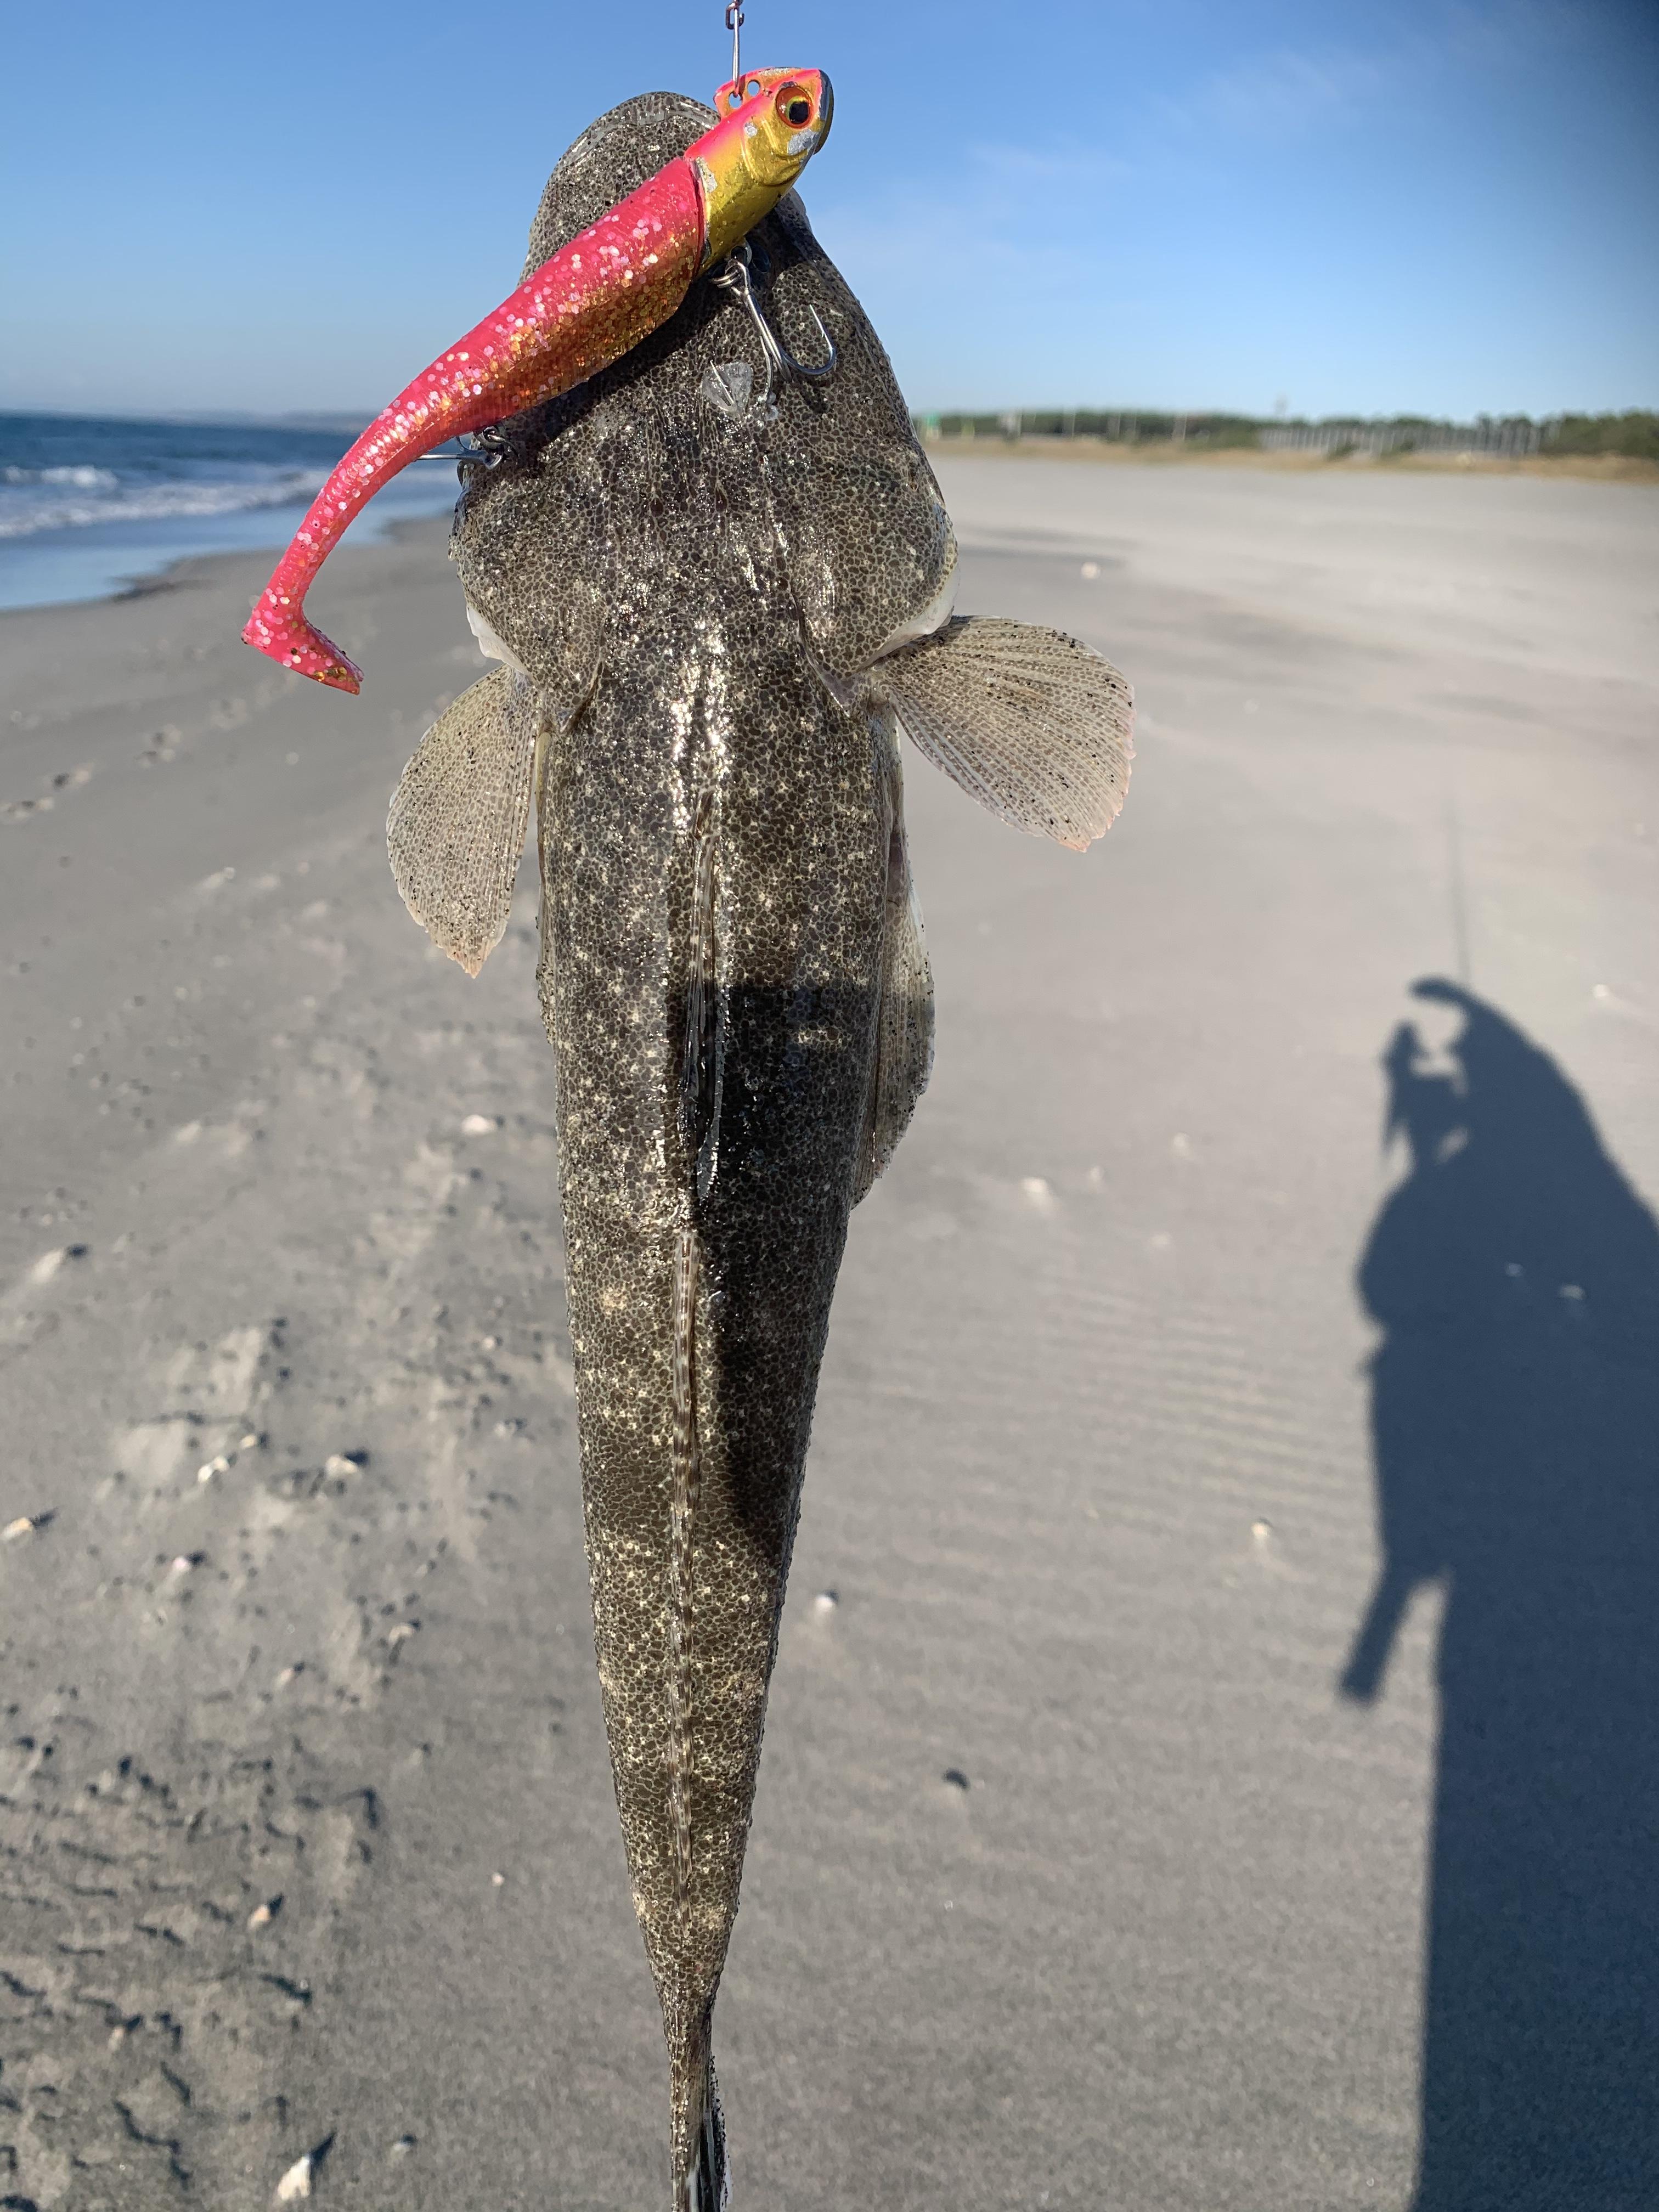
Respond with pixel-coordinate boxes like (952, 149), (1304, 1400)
(242, 69), (832, 692)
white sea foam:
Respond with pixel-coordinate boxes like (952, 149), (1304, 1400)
(0, 415), (461, 609)
(0, 467), (329, 539)
(3, 464), (120, 489)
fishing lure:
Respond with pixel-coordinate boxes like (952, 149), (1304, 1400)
(240, 67), (831, 691)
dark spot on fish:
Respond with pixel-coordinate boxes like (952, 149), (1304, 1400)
(943, 1769), (969, 1791)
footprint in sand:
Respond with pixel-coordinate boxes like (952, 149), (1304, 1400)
(2, 763), (93, 822)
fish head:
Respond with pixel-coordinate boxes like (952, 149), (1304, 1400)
(695, 69), (834, 264)
(457, 88), (955, 695)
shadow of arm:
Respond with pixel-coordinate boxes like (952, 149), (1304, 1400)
(1340, 1564), (1422, 1703)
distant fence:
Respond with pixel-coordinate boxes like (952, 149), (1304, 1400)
(1257, 419), (1544, 458)
(916, 411), (1555, 458)
(919, 411), (1253, 445)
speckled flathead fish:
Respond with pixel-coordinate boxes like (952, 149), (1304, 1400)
(386, 87), (1133, 2212)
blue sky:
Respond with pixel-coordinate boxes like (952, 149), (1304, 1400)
(4, 0), (1655, 420)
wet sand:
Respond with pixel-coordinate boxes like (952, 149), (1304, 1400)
(2, 461), (1656, 2210)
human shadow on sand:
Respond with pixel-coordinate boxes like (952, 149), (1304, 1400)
(1342, 979), (1659, 2212)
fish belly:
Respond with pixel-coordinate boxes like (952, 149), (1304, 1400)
(539, 612), (885, 2108)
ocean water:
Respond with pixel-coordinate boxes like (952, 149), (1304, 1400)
(0, 411), (465, 612)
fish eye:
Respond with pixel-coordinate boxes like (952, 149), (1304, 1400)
(777, 87), (813, 127)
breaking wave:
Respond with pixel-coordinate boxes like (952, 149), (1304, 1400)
(0, 411), (464, 608)
(0, 462), (328, 539)
(3, 464), (121, 488)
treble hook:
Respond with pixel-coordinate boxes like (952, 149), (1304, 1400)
(709, 242), (838, 417)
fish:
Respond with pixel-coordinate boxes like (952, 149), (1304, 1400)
(240, 67), (832, 691)
(385, 87), (1133, 2212)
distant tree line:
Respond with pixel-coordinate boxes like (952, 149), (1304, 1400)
(1545, 411), (1659, 460)
(915, 410), (1659, 460)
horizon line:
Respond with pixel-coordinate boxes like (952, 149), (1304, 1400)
(4, 402), (1655, 431)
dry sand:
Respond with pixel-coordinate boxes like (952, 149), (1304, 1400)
(925, 433), (1659, 484)
(2, 461), (1656, 2211)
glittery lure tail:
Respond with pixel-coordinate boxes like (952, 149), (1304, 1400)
(240, 161), (705, 695)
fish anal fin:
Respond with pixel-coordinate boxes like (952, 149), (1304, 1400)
(870, 616), (1133, 851)
(386, 667), (543, 978)
(854, 751), (935, 1204)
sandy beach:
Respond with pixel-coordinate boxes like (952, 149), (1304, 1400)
(3, 459), (1657, 2211)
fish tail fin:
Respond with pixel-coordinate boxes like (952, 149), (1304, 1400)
(672, 2030), (730, 2212)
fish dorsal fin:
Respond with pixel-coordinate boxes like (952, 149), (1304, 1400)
(854, 754), (934, 1204)
(387, 667), (542, 977)
(870, 617), (1133, 852)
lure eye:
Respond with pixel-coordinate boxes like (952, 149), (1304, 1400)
(778, 87), (812, 127)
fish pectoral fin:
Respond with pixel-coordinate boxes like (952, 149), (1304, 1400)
(387, 665), (542, 977)
(868, 616), (1133, 852)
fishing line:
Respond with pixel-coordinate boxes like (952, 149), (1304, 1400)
(1444, 787), (1472, 987)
